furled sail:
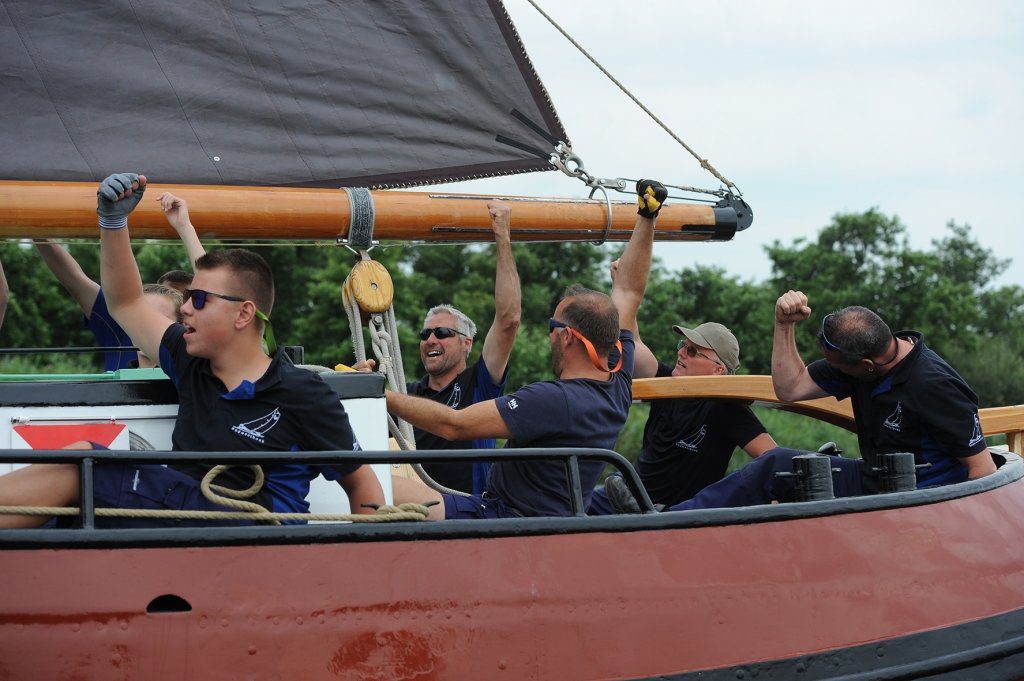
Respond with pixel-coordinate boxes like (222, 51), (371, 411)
(0, 0), (567, 188)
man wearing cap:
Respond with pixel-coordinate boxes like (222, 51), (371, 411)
(610, 290), (997, 514)
(589, 271), (776, 513)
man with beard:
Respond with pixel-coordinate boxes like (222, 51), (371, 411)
(385, 180), (667, 519)
(402, 201), (521, 495)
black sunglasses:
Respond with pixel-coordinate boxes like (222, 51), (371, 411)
(183, 288), (246, 310)
(818, 313), (842, 352)
(184, 288), (278, 355)
(419, 326), (466, 341)
(549, 318), (569, 333)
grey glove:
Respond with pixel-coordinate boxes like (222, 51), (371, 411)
(97, 173), (145, 229)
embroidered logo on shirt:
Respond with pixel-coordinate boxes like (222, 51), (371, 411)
(883, 403), (903, 432)
(231, 407), (282, 444)
(447, 383), (463, 408)
(968, 414), (984, 447)
(508, 398), (519, 410)
(675, 425), (707, 452)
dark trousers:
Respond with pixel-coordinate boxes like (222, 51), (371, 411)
(667, 447), (864, 512)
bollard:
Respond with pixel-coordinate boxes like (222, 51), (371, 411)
(775, 454), (836, 502)
(874, 452), (918, 493)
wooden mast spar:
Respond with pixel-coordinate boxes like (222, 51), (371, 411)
(0, 181), (748, 243)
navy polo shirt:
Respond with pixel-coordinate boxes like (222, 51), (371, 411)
(637, 362), (767, 507)
(486, 330), (635, 517)
(808, 331), (987, 491)
(158, 325), (361, 513)
(407, 357), (506, 493)
(85, 289), (134, 371)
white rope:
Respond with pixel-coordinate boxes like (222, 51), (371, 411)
(342, 251), (471, 498)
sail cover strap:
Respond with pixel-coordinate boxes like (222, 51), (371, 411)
(343, 188), (376, 251)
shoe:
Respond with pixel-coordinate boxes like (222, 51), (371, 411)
(817, 441), (843, 456)
(604, 475), (642, 515)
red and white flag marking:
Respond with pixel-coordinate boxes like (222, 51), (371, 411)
(12, 424), (129, 450)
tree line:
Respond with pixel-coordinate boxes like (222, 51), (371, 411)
(2, 209), (1022, 409)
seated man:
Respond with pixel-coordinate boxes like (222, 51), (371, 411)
(614, 290), (996, 513)
(386, 180), (666, 519)
(0, 173), (383, 528)
(590, 312), (775, 514)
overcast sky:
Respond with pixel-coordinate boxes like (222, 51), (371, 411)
(441, 0), (1023, 288)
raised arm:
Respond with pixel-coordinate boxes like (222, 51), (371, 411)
(0, 256), (8, 330)
(611, 180), (665, 378)
(97, 174), (175, 362)
(33, 239), (100, 316)
(385, 390), (512, 442)
(771, 290), (827, 401)
(610, 258), (658, 378)
(480, 201), (521, 380)
(158, 192), (206, 268)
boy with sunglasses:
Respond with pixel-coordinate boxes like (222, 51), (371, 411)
(590, 318), (776, 514)
(403, 202), (521, 495)
(387, 180), (666, 519)
(0, 173), (383, 528)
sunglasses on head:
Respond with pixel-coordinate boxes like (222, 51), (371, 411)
(419, 326), (466, 341)
(183, 288), (246, 310)
(818, 313), (843, 352)
(183, 288), (278, 356)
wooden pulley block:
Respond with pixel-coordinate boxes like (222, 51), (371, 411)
(345, 259), (394, 313)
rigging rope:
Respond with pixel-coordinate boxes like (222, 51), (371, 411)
(523, 0), (739, 193)
(341, 252), (471, 498)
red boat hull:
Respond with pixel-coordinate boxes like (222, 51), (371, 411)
(2, 472), (1024, 679)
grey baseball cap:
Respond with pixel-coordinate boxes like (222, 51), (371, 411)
(672, 322), (740, 373)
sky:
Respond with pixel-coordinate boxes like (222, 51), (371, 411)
(440, 0), (1024, 288)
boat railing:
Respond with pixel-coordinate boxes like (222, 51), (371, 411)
(633, 375), (1024, 454)
(0, 446), (655, 531)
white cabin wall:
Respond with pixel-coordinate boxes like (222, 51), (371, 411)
(0, 393), (393, 513)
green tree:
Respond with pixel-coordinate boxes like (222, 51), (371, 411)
(765, 210), (1024, 406)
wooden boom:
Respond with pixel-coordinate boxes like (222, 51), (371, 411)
(0, 181), (742, 243)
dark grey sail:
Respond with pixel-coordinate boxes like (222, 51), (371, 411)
(0, 0), (567, 188)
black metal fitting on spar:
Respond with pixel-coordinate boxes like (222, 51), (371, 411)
(712, 192), (754, 238)
(873, 452), (927, 494)
(670, 192), (753, 242)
